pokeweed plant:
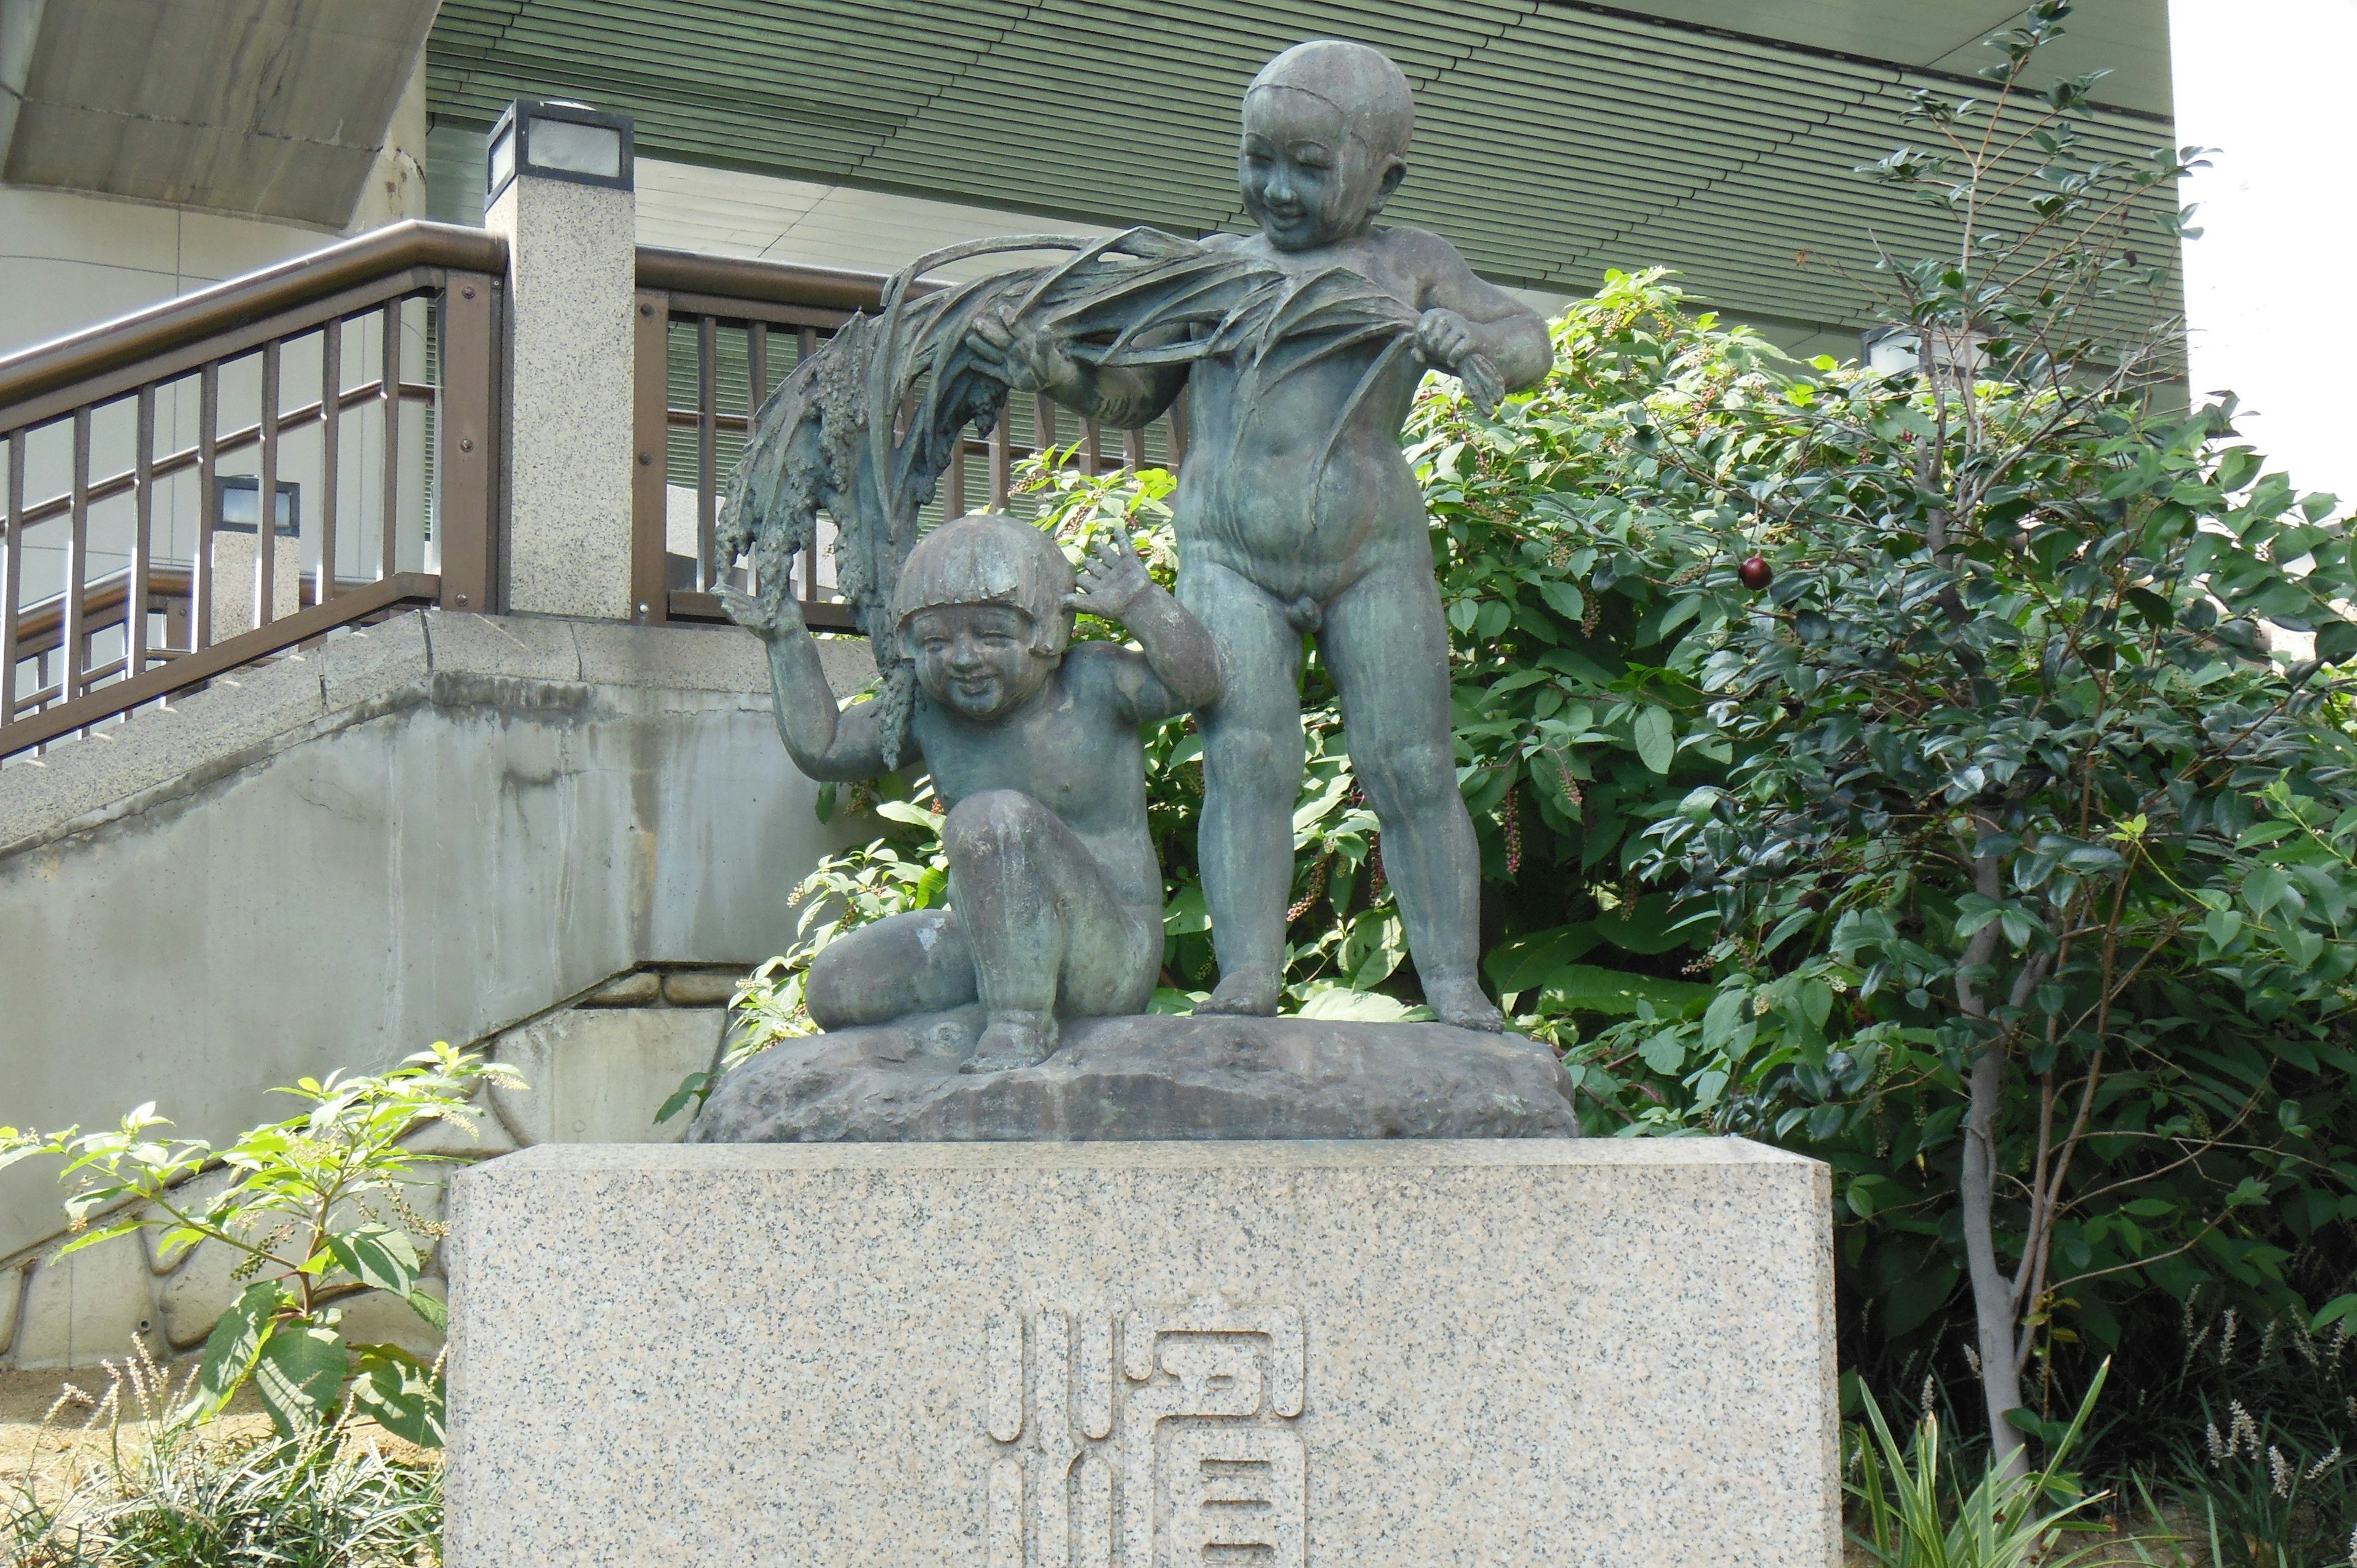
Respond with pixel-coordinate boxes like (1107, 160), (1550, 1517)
(0, 1043), (518, 1445)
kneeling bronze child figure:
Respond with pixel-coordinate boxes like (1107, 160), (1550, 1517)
(724, 514), (1222, 1072)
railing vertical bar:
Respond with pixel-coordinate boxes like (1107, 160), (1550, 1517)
(317, 319), (341, 604)
(630, 290), (671, 623)
(1082, 418), (1101, 477)
(989, 411), (1010, 511)
(697, 313), (717, 592)
(379, 301), (400, 582)
(2, 433), (21, 727)
(1124, 427), (1145, 469)
(63, 406), (89, 708)
(1170, 392), (1190, 467)
(745, 323), (767, 592)
(1035, 393), (1056, 473)
(434, 274), (495, 611)
(195, 363), (217, 649)
(130, 385), (154, 679)
(950, 431), (968, 520)
(257, 339), (281, 628)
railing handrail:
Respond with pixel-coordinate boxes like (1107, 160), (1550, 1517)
(634, 247), (931, 315)
(1, 575), (444, 759)
(0, 221), (507, 421)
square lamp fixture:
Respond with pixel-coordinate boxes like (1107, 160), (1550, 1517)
(213, 475), (299, 537)
(1860, 325), (1987, 383)
(486, 99), (635, 204)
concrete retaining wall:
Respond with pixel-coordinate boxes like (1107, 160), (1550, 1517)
(0, 608), (874, 1365)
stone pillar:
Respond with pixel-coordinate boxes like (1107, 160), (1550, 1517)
(2170, 0), (2357, 504)
(481, 101), (638, 620)
(207, 529), (302, 638)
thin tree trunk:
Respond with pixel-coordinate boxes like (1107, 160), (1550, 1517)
(1959, 1010), (2029, 1478)
(1956, 843), (2030, 1478)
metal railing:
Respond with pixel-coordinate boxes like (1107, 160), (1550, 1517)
(0, 221), (505, 761)
(630, 247), (1185, 630)
(0, 231), (1186, 765)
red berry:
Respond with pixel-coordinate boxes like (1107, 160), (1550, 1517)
(1738, 554), (1773, 591)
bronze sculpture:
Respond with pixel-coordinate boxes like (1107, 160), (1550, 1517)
(717, 39), (1548, 1052)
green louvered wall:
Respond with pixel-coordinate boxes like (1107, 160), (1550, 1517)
(425, 1), (2179, 341)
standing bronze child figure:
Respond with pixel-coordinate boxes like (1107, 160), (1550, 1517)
(972, 41), (1552, 1027)
(724, 514), (1222, 1072)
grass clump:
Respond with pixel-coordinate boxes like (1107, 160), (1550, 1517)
(4, 1339), (438, 1567)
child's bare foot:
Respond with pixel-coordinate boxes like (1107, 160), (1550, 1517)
(1425, 973), (1504, 1032)
(1196, 968), (1282, 1017)
(962, 1010), (1058, 1073)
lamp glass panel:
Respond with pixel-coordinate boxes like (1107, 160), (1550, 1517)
(528, 117), (622, 179)
(214, 479), (298, 535)
(487, 123), (516, 194)
(1867, 334), (1920, 376)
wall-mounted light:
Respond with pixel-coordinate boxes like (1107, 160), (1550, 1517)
(214, 476), (299, 536)
(486, 99), (635, 207)
(1860, 325), (1987, 384)
(1861, 326), (1919, 377)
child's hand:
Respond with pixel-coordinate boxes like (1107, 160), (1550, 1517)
(1064, 525), (1152, 619)
(718, 582), (807, 644)
(969, 304), (1078, 395)
(1413, 307), (1476, 371)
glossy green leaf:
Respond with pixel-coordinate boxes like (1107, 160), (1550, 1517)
(1633, 706), (1675, 774)
(350, 1343), (446, 1448)
(254, 1320), (347, 1435)
(195, 1280), (284, 1418)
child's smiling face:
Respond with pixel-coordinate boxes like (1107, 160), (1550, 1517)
(1238, 87), (1403, 252)
(907, 603), (1058, 722)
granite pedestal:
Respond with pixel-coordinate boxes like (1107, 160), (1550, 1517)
(445, 1139), (1837, 1567)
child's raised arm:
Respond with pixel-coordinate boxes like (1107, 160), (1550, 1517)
(1063, 525), (1223, 723)
(1398, 227), (1554, 396)
(720, 585), (892, 782)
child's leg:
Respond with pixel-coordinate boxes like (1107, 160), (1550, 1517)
(944, 789), (1158, 1069)
(1178, 560), (1306, 1016)
(803, 909), (978, 1029)
(1322, 561), (1503, 1030)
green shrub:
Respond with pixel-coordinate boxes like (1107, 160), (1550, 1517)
(2, 1045), (517, 1445)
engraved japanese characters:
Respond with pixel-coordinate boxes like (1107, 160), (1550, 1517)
(984, 1295), (1307, 1568)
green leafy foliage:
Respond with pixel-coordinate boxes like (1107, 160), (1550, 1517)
(0, 1043), (518, 1443)
(1435, 260), (2357, 1469)
(1393, 0), (2357, 1483)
